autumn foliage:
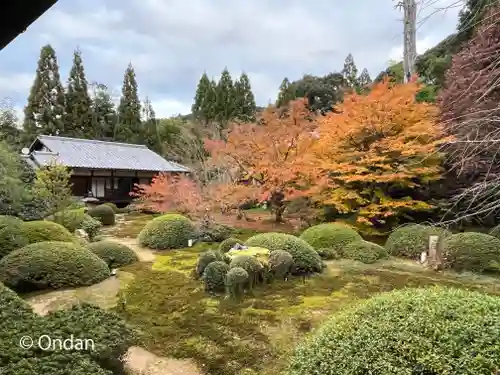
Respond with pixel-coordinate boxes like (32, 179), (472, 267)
(205, 99), (317, 221)
(309, 79), (447, 227)
(131, 173), (204, 217)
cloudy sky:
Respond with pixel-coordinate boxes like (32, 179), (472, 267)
(0, 0), (462, 119)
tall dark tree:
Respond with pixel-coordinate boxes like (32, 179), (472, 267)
(341, 53), (359, 89)
(192, 72), (216, 125)
(142, 97), (161, 153)
(115, 63), (142, 143)
(23, 44), (65, 139)
(64, 49), (92, 138)
(89, 83), (117, 140)
(214, 68), (235, 129)
(234, 72), (256, 122)
(276, 77), (297, 108)
(358, 68), (372, 87)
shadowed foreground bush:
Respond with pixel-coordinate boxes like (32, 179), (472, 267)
(0, 241), (110, 291)
(138, 213), (195, 250)
(287, 287), (500, 375)
(245, 232), (322, 274)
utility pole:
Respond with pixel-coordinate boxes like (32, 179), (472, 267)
(395, 0), (417, 83)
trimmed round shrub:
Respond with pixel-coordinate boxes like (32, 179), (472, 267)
(286, 287), (500, 375)
(299, 223), (362, 253)
(0, 241), (110, 291)
(1, 354), (113, 375)
(138, 213), (195, 250)
(198, 223), (234, 242)
(230, 254), (263, 288)
(385, 224), (451, 258)
(21, 220), (76, 244)
(42, 303), (137, 372)
(195, 250), (224, 278)
(0, 215), (29, 259)
(443, 232), (500, 272)
(49, 209), (87, 233)
(219, 237), (242, 253)
(88, 240), (139, 268)
(80, 215), (102, 241)
(343, 240), (387, 264)
(245, 232), (322, 274)
(316, 247), (339, 260)
(88, 204), (116, 226)
(225, 267), (248, 299)
(202, 261), (230, 293)
(268, 250), (294, 280)
(102, 202), (119, 213)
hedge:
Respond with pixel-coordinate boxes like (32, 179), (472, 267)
(21, 220), (76, 244)
(299, 223), (362, 253)
(87, 205), (115, 226)
(245, 232), (322, 274)
(102, 202), (119, 213)
(343, 240), (388, 264)
(385, 224), (451, 258)
(0, 241), (110, 291)
(219, 237), (242, 253)
(442, 232), (500, 272)
(287, 287), (500, 375)
(0, 215), (29, 259)
(88, 240), (139, 268)
(138, 213), (195, 250)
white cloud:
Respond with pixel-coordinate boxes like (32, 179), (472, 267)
(0, 73), (34, 98)
(151, 98), (191, 117)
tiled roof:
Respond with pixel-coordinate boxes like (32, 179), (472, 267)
(29, 135), (189, 172)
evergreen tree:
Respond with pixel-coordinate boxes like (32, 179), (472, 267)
(142, 97), (161, 153)
(457, 0), (494, 42)
(192, 72), (215, 125)
(214, 68), (236, 129)
(23, 44), (65, 139)
(234, 72), (256, 122)
(276, 77), (297, 107)
(358, 68), (372, 87)
(64, 49), (92, 138)
(115, 63), (142, 143)
(89, 83), (117, 140)
(341, 53), (359, 89)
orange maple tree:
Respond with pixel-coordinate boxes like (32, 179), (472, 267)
(309, 79), (450, 228)
(130, 173), (204, 217)
(205, 99), (317, 222)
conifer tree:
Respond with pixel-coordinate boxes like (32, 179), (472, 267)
(234, 72), (256, 122)
(89, 83), (117, 140)
(358, 68), (372, 87)
(192, 72), (214, 125)
(64, 49), (92, 138)
(115, 63), (142, 143)
(276, 77), (297, 107)
(341, 53), (359, 89)
(142, 97), (161, 153)
(23, 44), (65, 139)
(214, 68), (235, 129)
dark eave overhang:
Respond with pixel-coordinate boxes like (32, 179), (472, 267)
(1, 0), (58, 51)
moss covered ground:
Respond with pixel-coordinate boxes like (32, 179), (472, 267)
(117, 235), (500, 375)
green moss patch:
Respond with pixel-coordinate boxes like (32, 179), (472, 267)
(117, 257), (500, 375)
